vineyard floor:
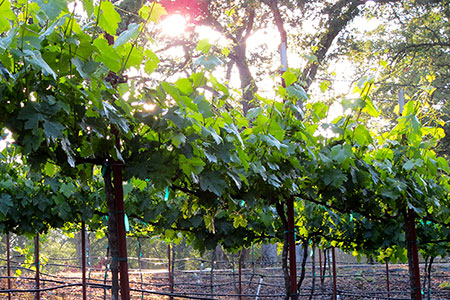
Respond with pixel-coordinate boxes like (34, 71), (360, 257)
(1, 263), (450, 299)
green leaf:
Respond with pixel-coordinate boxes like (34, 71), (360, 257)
(322, 168), (347, 187)
(203, 127), (222, 144)
(0, 0), (16, 31)
(224, 123), (244, 147)
(330, 144), (352, 164)
(44, 162), (58, 176)
(0, 194), (12, 215)
(320, 80), (330, 93)
(260, 134), (283, 150)
(204, 150), (217, 163)
(103, 102), (130, 134)
(405, 114), (422, 134)
(311, 102), (328, 120)
(34, 0), (68, 20)
(95, 1), (121, 36)
(60, 182), (76, 198)
(82, 0), (94, 16)
(258, 211), (273, 226)
(402, 159), (415, 171)
(353, 125), (373, 146)
(21, 50), (57, 79)
(304, 54), (317, 63)
(195, 97), (214, 118)
(144, 49), (160, 73)
(193, 55), (223, 70)
(179, 155), (205, 176)
(175, 78), (193, 95)
(286, 84), (308, 101)
(199, 171), (226, 196)
(79, 140), (94, 157)
(171, 133), (186, 147)
(72, 57), (101, 79)
(39, 15), (67, 40)
(114, 23), (140, 48)
(120, 43), (144, 69)
(43, 120), (64, 139)
(191, 72), (207, 88)
(268, 121), (285, 141)
(357, 75), (374, 90)
(281, 71), (297, 87)
(250, 161), (267, 180)
(93, 37), (121, 72)
(196, 39), (212, 54)
(437, 157), (450, 173)
(18, 105), (44, 133)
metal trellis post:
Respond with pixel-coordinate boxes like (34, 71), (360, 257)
(82, 222), (87, 300)
(331, 247), (337, 300)
(35, 234), (40, 300)
(386, 260), (390, 299)
(7, 234), (11, 300)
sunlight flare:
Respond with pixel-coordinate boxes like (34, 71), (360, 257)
(160, 14), (187, 37)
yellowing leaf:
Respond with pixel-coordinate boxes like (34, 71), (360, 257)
(139, 3), (167, 23)
(362, 95), (379, 117)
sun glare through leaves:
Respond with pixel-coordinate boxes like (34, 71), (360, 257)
(160, 14), (187, 37)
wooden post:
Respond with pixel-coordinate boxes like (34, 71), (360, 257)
(35, 234), (40, 300)
(112, 154), (131, 300)
(81, 222), (87, 300)
(104, 32), (131, 300)
(6, 234), (11, 300)
(287, 196), (297, 299)
(331, 247), (337, 300)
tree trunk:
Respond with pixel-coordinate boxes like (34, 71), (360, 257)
(276, 200), (292, 300)
(404, 208), (422, 300)
(234, 43), (257, 115)
(104, 167), (120, 300)
(281, 232), (290, 300)
(301, 1), (363, 91)
(427, 256), (434, 300)
(296, 242), (308, 291)
(320, 249), (327, 288)
(214, 245), (229, 269)
(422, 256), (428, 295)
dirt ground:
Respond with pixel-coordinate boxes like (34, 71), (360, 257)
(1, 263), (450, 299)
